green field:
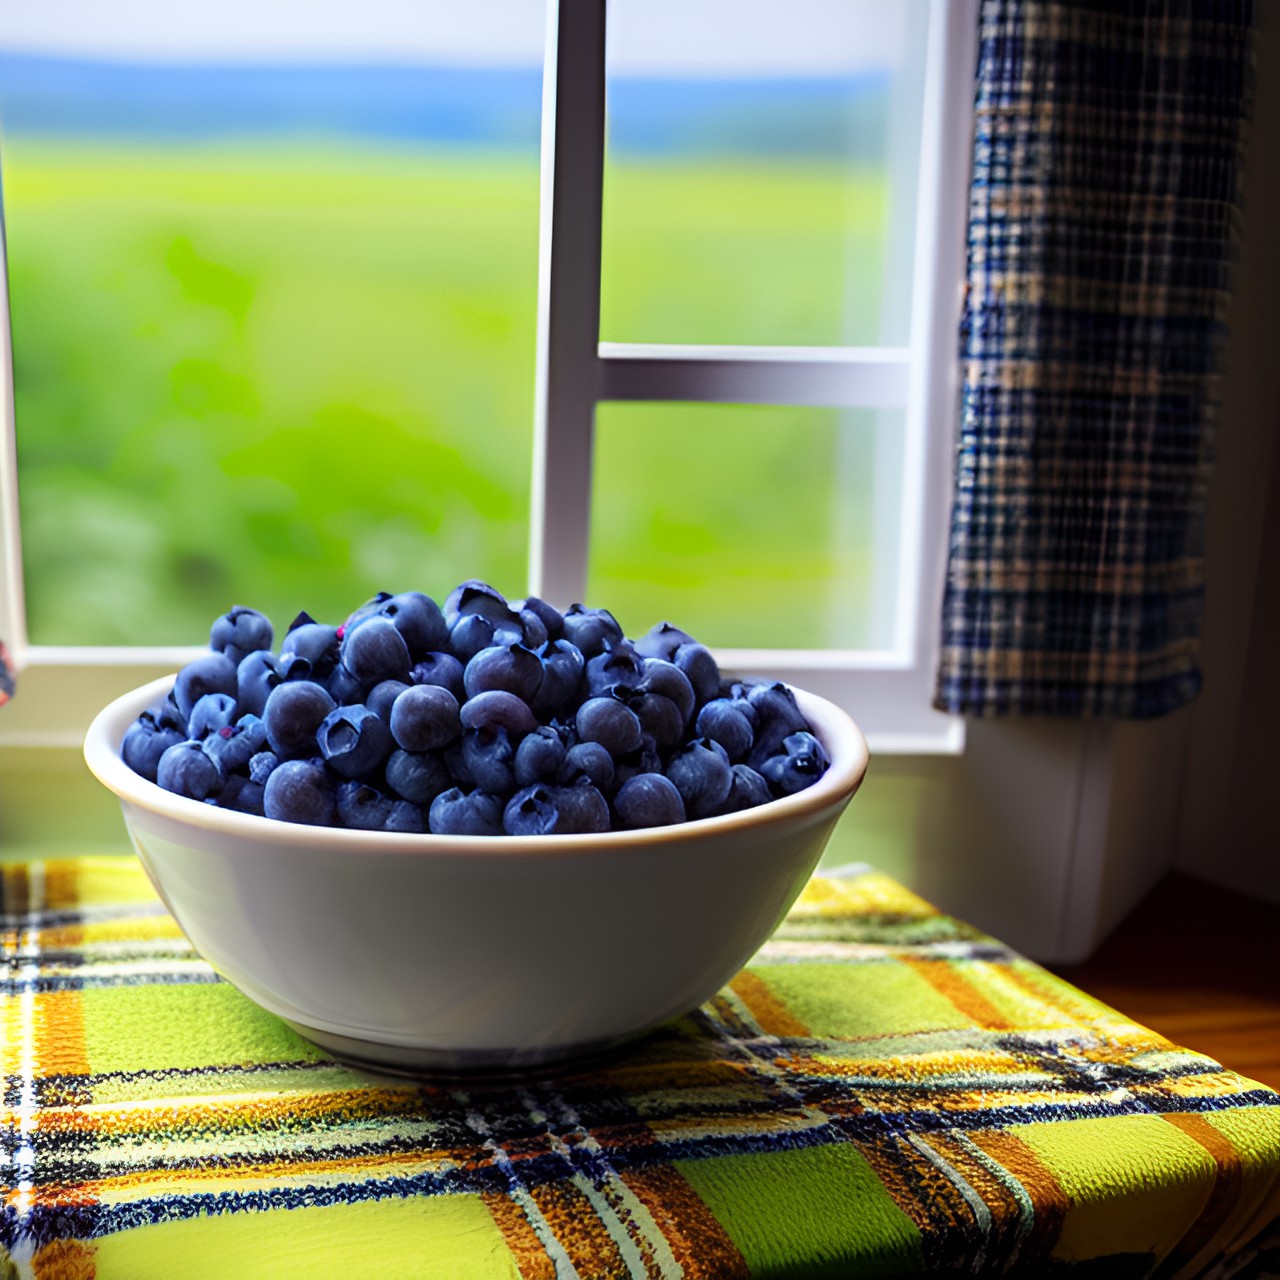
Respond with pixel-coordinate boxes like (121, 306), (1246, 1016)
(6, 140), (890, 649)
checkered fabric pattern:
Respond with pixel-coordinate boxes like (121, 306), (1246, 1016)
(3, 856), (1279, 1278)
(935, 0), (1256, 718)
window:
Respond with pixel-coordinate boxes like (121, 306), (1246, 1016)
(0, 0), (975, 770)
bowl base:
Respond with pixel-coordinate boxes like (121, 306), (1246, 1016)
(283, 1019), (649, 1079)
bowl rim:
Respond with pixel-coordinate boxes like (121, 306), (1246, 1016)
(84, 674), (869, 857)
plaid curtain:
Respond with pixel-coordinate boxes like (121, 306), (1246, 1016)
(934, 0), (1256, 718)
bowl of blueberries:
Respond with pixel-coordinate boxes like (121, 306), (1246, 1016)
(84, 581), (869, 1073)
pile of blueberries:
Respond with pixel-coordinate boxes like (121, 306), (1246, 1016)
(122, 582), (830, 835)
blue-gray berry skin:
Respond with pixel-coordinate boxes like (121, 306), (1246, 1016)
(263, 681), (336, 760)
(187, 692), (238, 741)
(614, 773), (686, 829)
(336, 781), (395, 830)
(249, 751), (280, 786)
(761, 731), (830, 796)
(235, 650), (283, 718)
(639, 659), (696, 727)
(746, 682), (810, 769)
(503, 783), (609, 835)
(264, 760), (335, 826)
(696, 699), (755, 762)
(340, 615), (411, 686)
(209, 606), (273, 667)
(514, 595), (564, 642)
(157, 740), (224, 801)
(317, 705), (393, 779)
(459, 690), (537, 737)
(385, 749), (452, 806)
(390, 684), (462, 752)
(514, 725), (568, 787)
(378, 591), (448, 659)
(410, 652), (466, 702)
(531, 640), (585, 716)
(575, 696), (643, 756)
(428, 788), (504, 836)
(203, 717), (264, 775)
(444, 580), (514, 628)
(173, 652), (239, 720)
(280, 621), (340, 681)
(122, 712), (186, 782)
(666, 737), (733, 819)
(385, 801), (427, 834)
(717, 764), (772, 815)
(558, 741), (614, 794)
(217, 775), (266, 817)
(448, 613), (496, 662)
(461, 727), (518, 795)
(673, 642), (720, 705)
(464, 644), (543, 703)
(366, 679), (410, 724)
(560, 604), (624, 658)
(631, 691), (684, 748)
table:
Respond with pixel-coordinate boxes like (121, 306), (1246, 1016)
(3, 856), (1278, 1278)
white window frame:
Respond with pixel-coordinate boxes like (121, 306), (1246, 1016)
(0, 0), (976, 758)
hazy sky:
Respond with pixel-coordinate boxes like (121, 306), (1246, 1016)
(0, 1), (918, 76)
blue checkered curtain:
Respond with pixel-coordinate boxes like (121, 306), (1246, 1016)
(934, 0), (1256, 718)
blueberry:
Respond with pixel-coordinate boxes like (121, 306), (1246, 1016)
(639, 659), (696, 728)
(390, 684), (462, 752)
(760, 731), (830, 796)
(410, 652), (466, 702)
(217, 775), (266, 817)
(614, 773), (686, 829)
(264, 759), (335, 826)
(187, 692), (238, 741)
(326, 663), (370, 705)
(249, 750), (280, 785)
(514, 608), (548, 650)
(385, 801), (427, 834)
(560, 604), (624, 658)
(584, 641), (644, 697)
(464, 643), (544, 703)
(281, 621), (340, 680)
(317, 705), (394, 779)
(340, 615), (411, 685)
(342, 591), (393, 635)
(203, 715), (265, 775)
(696, 699), (755, 762)
(558, 740), (615, 794)
(459, 690), (537, 737)
(173, 653), (239, 720)
(449, 613), (497, 662)
(428, 788), (505, 836)
(442, 738), (474, 788)
(514, 725), (568, 787)
(513, 595), (564, 642)
(209, 606), (273, 667)
(157, 740), (224, 801)
(122, 712), (186, 783)
(716, 764), (772, 814)
(366, 679), (410, 723)
(673, 642), (720, 705)
(666, 737), (733, 819)
(385, 749), (452, 806)
(336, 781), (395, 830)
(746, 682), (809, 768)
(633, 621), (695, 662)
(263, 681), (336, 759)
(503, 784), (609, 835)
(444, 580), (516, 629)
(630, 691), (684, 748)
(236, 650), (284, 718)
(531, 639), (585, 716)
(460, 726), (518, 794)
(378, 591), (448, 659)
(575, 696), (642, 756)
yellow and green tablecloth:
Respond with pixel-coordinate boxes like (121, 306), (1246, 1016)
(2, 856), (1278, 1278)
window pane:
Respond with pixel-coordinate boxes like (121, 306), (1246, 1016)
(1, 3), (545, 645)
(588, 402), (903, 651)
(600, 0), (930, 347)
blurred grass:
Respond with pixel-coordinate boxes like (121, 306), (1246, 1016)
(5, 139), (886, 648)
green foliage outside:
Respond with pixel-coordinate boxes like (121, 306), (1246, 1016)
(6, 139), (889, 650)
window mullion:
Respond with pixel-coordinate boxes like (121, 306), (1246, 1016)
(529, 0), (607, 610)
(597, 344), (910, 408)
(0, 213), (28, 661)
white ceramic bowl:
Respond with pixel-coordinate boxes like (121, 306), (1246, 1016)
(85, 676), (869, 1073)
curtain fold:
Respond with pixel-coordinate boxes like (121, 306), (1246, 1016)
(934, 0), (1256, 718)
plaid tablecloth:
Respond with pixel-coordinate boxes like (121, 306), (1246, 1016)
(2, 857), (1278, 1279)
